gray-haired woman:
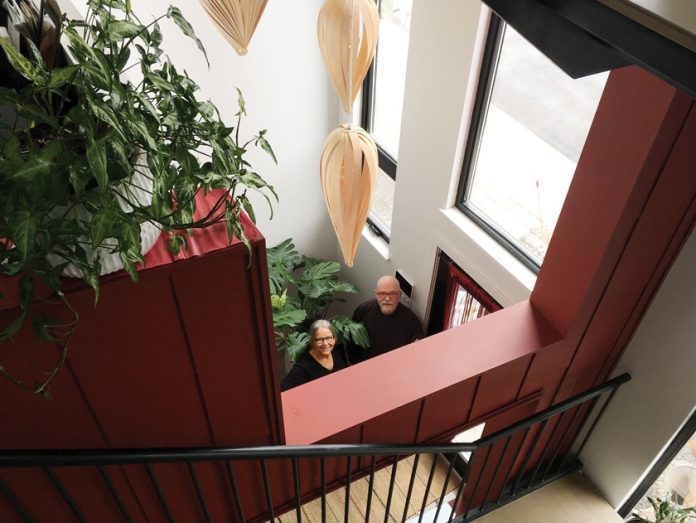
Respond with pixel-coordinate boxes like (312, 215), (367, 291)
(280, 320), (349, 391)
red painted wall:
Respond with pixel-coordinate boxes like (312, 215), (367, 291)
(0, 194), (283, 522)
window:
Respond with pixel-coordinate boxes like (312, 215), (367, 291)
(360, 0), (413, 241)
(456, 16), (608, 271)
(443, 262), (502, 330)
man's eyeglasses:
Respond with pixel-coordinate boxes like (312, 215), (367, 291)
(376, 291), (400, 298)
(313, 336), (335, 344)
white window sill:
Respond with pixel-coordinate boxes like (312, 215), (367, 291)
(361, 223), (390, 260)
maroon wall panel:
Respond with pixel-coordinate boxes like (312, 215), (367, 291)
(64, 277), (212, 447)
(468, 355), (532, 421)
(418, 377), (477, 442)
(172, 244), (280, 446)
(362, 400), (422, 444)
(532, 67), (690, 336)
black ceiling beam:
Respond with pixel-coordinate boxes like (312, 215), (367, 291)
(482, 0), (696, 99)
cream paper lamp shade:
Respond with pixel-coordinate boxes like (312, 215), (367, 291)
(199, 0), (268, 55)
(317, 0), (379, 113)
(320, 125), (378, 266)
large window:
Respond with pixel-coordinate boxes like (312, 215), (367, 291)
(361, 0), (413, 241)
(456, 16), (608, 271)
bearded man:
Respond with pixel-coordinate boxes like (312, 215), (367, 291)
(350, 275), (424, 363)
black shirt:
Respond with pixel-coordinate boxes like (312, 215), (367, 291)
(280, 346), (349, 391)
(350, 300), (424, 363)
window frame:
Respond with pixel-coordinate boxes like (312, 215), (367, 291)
(360, 0), (397, 244)
(455, 15), (543, 273)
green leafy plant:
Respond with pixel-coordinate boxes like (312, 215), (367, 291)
(632, 497), (692, 523)
(0, 0), (276, 394)
(267, 238), (369, 363)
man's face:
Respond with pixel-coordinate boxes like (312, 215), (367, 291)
(375, 280), (401, 315)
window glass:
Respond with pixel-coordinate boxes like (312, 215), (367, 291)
(370, 0), (412, 159)
(459, 20), (608, 268)
(361, 0), (413, 240)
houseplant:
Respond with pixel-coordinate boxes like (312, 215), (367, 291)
(630, 497), (692, 523)
(267, 238), (369, 364)
(0, 0), (276, 394)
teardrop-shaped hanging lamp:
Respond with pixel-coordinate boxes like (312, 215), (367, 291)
(199, 0), (268, 55)
(317, 0), (379, 113)
(320, 125), (378, 266)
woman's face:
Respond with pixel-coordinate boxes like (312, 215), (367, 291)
(311, 327), (335, 357)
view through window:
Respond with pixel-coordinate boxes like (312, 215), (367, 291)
(361, 0), (412, 239)
(456, 17), (609, 269)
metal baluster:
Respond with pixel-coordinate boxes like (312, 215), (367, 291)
(401, 454), (420, 523)
(447, 449), (475, 523)
(365, 455), (376, 523)
(574, 389), (618, 458)
(527, 413), (566, 490)
(144, 464), (175, 523)
(44, 467), (87, 523)
(321, 456), (327, 523)
(433, 453), (456, 523)
(98, 465), (133, 523)
(511, 419), (548, 496)
(344, 456), (352, 523)
(543, 405), (582, 481)
(187, 462), (212, 523)
(292, 457), (303, 522)
(225, 461), (246, 523)
(260, 459), (275, 522)
(383, 456), (399, 523)
(418, 453), (438, 523)
(0, 477), (35, 523)
(496, 428), (530, 505)
(480, 436), (512, 512)
(463, 445), (492, 519)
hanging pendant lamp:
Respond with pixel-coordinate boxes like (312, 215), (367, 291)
(199, 0), (268, 55)
(317, 0), (379, 112)
(320, 125), (378, 266)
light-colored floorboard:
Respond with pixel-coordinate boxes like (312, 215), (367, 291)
(475, 472), (623, 523)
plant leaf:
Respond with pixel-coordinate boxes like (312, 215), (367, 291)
(0, 39), (41, 81)
(47, 65), (80, 88)
(167, 6), (209, 67)
(87, 138), (108, 190)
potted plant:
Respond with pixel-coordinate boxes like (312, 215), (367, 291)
(267, 238), (369, 367)
(629, 497), (692, 523)
(0, 0), (276, 394)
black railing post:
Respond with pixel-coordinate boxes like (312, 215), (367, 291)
(365, 455), (376, 523)
(433, 453), (456, 522)
(384, 455), (399, 523)
(402, 454), (420, 523)
(0, 477), (35, 523)
(345, 455), (352, 523)
(187, 462), (212, 523)
(418, 453), (438, 523)
(98, 465), (133, 523)
(44, 466), (87, 523)
(225, 461), (246, 522)
(144, 464), (175, 523)
(292, 457), (303, 522)
(260, 459), (275, 522)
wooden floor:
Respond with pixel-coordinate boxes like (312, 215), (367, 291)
(274, 454), (461, 522)
(475, 472), (623, 523)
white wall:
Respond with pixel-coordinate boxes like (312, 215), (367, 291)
(68, 0), (339, 260)
(340, 0), (535, 319)
(581, 228), (696, 508)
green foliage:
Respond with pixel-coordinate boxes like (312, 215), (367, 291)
(0, 0), (276, 393)
(267, 239), (369, 362)
(632, 497), (691, 523)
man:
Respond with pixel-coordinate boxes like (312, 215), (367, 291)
(350, 275), (424, 363)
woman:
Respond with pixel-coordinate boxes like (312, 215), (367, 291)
(280, 320), (349, 391)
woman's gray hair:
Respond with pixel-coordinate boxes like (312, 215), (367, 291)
(308, 319), (335, 341)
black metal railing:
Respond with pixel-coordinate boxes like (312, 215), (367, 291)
(0, 373), (630, 523)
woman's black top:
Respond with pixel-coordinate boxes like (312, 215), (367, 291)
(280, 346), (348, 391)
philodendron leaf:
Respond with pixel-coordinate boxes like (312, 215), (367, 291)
(0, 312), (26, 341)
(87, 138), (108, 190)
(90, 211), (112, 249)
(256, 130), (277, 164)
(47, 65), (80, 89)
(272, 309), (306, 329)
(167, 7), (209, 67)
(235, 87), (246, 115)
(18, 274), (35, 312)
(107, 20), (143, 40)
(31, 313), (59, 343)
(0, 39), (41, 81)
(10, 211), (38, 263)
